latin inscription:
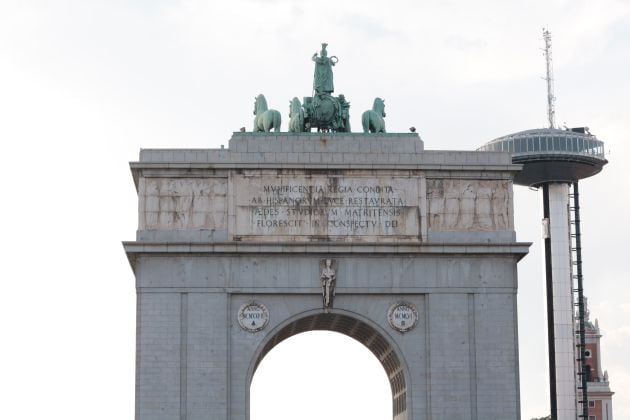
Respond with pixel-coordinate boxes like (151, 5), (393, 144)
(235, 175), (420, 238)
(388, 302), (418, 333)
(238, 302), (270, 332)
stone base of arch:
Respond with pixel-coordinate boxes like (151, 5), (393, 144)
(127, 248), (525, 420)
(125, 134), (529, 419)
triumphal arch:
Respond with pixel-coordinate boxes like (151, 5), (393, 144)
(124, 45), (529, 420)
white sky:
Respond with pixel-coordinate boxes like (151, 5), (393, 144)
(0, 1), (628, 419)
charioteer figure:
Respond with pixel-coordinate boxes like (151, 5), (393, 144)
(312, 43), (338, 96)
(288, 43), (350, 133)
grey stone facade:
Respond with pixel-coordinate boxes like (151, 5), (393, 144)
(125, 133), (529, 419)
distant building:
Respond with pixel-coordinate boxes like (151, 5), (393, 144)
(578, 297), (614, 420)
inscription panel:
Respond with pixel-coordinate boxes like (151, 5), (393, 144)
(234, 174), (420, 240)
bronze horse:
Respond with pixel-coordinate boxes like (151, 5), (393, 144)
(253, 94), (281, 132)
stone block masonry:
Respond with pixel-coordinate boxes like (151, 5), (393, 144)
(125, 132), (529, 420)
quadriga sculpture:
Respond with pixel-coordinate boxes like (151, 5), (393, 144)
(288, 97), (305, 133)
(253, 94), (282, 132)
(361, 97), (386, 133)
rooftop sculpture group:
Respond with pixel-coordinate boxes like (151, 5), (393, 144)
(252, 43), (386, 134)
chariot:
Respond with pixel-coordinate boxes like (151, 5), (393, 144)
(300, 94), (350, 133)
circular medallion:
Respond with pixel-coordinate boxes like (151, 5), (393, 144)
(387, 302), (418, 333)
(238, 301), (270, 333)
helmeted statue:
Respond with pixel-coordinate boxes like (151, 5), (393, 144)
(312, 43), (337, 95)
(247, 43), (351, 133)
(301, 43), (348, 132)
(320, 259), (336, 309)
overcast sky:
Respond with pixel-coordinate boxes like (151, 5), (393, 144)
(1, 1), (628, 419)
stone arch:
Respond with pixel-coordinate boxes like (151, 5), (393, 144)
(247, 309), (411, 420)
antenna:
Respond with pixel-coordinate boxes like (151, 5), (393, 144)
(543, 28), (556, 129)
(478, 29), (610, 420)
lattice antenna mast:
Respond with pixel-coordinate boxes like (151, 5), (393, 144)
(543, 28), (556, 129)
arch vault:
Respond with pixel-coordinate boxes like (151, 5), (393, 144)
(124, 133), (530, 419)
(248, 310), (410, 420)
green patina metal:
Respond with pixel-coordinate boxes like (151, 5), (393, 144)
(301, 43), (350, 133)
(361, 97), (386, 133)
(288, 97), (305, 133)
(312, 43), (336, 95)
(248, 44), (356, 133)
(253, 94), (281, 132)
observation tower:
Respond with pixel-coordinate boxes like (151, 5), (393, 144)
(478, 30), (607, 420)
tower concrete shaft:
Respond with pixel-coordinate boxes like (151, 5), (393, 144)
(543, 183), (577, 420)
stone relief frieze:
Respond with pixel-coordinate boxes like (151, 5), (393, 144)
(427, 179), (512, 231)
(140, 178), (227, 230)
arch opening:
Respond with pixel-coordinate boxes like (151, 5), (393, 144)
(250, 312), (409, 420)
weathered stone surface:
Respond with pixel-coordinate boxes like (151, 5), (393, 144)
(427, 179), (513, 231)
(139, 177), (227, 230)
(233, 173), (421, 241)
(126, 133), (529, 420)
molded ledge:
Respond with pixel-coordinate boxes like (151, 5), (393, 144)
(122, 241), (531, 271)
